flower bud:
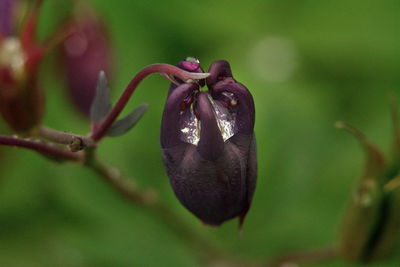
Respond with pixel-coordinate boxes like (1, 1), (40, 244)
(0, 36), (44, 133)
(161, 59), (257, 227)
(0, 0), (47, 133)
(61, 9), (112, 116)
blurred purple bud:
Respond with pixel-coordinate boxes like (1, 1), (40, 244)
(0, 0), (14, 36)
(161, 59), (257, 227)
(62, 12), (113, 116)
(0, 36), (44, 133)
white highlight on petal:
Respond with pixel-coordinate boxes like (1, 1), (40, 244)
(180, 94), (236, 146)
(180, 110), (200, 145)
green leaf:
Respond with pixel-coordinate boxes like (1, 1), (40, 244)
(335, 121), (386, 183)
(336, 121), (386, 262)
(90, 71), (112, 124)
(107, 104), (148, 137)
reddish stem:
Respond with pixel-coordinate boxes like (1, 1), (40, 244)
(20, 0), (43, 50)
(0, 135), (81, 161)
(90, 63), (209, 141)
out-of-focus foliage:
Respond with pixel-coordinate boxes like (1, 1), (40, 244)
(0, 0), (400, 266)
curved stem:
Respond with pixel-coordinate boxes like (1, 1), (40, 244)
(90, 64), (209, 141)
(0, 135), (82, 161)
(335, 121), (366, 141)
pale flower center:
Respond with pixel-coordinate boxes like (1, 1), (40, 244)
(0, 37), (26, 81)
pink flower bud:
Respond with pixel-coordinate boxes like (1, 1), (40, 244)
(61, 11), (112, 116)
(0, 36), (44, 133)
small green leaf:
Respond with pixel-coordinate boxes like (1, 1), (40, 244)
(107, 104), (148, 137)
(336, 121), (386, 262)
(90, 71), (112, 124)
(335, 121), (386, 182)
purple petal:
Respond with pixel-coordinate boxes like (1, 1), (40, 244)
(207, 60), (255, 134)
(161, 83), (199, 148)
(194, 92), (224, 161)
(206, 60), (233, 88)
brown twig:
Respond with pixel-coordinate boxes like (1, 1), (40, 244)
(38, 126), (94, 151)
(85, 154), (157, 205)
(0, 133), (224, 262)
(0, 135), (82, 161)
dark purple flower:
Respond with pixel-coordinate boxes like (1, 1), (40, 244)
(161, 59), (257, 227)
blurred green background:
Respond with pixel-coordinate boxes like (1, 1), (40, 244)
(1, 0), (400, 266)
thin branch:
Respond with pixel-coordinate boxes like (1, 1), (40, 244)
(84, 150), (225, 263)
(39, 126), (94, 151)
(1, 132), (219, 260)
(0, 132), (222, 262)
(86, 155), (157, 205)
(0, 135), (82, 161)
(90, 64), (209, 141)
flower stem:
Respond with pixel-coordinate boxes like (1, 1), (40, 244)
(20, 0), (44, 48)
(0, 133), (222, 261)
(85, 153), (157, 205)
(38, 126), (94, 151)
(0, 135), (82, 161)
(0, 133), (262, 265)
(90, 64), (209, 141)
